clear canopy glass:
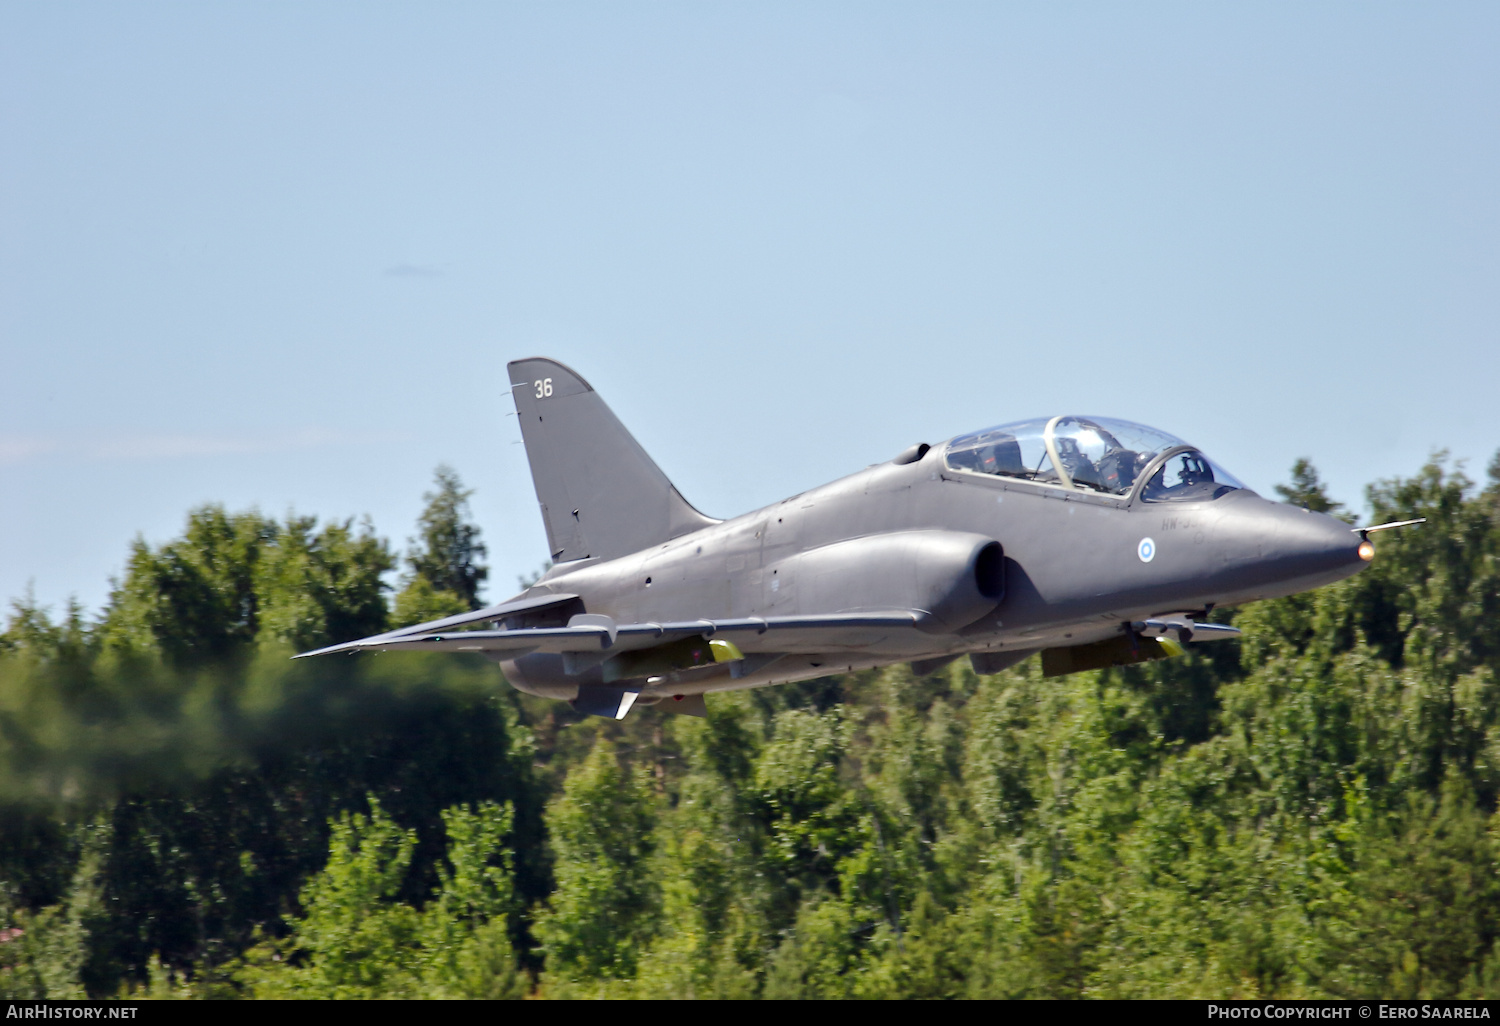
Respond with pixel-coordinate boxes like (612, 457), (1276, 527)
(944, 415), (1245, 501)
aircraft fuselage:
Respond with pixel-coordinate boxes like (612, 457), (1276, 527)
(301, 358), (1380, 719)
(503, 447), (1364, 702)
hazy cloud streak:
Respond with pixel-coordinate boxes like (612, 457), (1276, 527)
(0, 428), (408, 467)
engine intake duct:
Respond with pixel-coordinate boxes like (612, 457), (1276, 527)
(786, 530), (1004, 634)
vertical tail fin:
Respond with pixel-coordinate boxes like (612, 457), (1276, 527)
(508, 358), (718, 563)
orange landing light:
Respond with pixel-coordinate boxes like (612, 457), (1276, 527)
(1358, 540), (1376, 562)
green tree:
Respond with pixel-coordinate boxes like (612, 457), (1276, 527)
(11, 449), (1500, 1000)
(625, 699), (769, 998)
(239, 798), (522, 999)
(390, 577), (468, 630)
(394, 466), (488, 624)
(255, 516), (392, 652)
(1305, 775), (1500, 998)
(1, 590), (92, 662)
(1357, 456), (1500, 679)
(0, 838), (102, 999)
(100, 506), (393, 660)
(536, 741), (660, 988)
(101, 507), (275, 663)
(1275, 458), (1351, 520)
(752, 708), (864, 913)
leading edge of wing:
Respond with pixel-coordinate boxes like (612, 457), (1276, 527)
(294, 611), (921, 659)
(292, 591), (580, 658)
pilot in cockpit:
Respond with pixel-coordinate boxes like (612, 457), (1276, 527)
(1057, 422), (1146, 494)
(1054, 436), (1102, 490)
(944, 415), (1247, 502)
(1097, 447), (1146, 493)
(981, 437), (1024, 477)
(1174, 453), (1214, 487)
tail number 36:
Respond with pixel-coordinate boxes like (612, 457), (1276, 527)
(533, 378), (553, 399)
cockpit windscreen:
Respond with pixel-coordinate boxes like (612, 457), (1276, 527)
(944, 415), (1244, 501)
(1138, 449), (1245, 503)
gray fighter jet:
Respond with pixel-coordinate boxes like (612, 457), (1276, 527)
(300, 357), (1416, 719)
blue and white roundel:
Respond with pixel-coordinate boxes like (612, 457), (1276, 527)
(1137, 537), (1156, 563)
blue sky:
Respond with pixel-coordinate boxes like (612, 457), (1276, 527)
(3, 1), (1497, 615)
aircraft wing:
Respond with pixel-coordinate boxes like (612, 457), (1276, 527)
(293, 590), (585, 657)
(295, 611), (922, 660)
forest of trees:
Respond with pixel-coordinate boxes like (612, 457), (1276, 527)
(4, 453), (1500, 999)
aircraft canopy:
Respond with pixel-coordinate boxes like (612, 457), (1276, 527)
(944, 415), (1245, 502)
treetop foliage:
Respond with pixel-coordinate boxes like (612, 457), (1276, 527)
(98, 506), (393, 663)
(402, 465), (489, 614)
(1274, 457), (1351, 521)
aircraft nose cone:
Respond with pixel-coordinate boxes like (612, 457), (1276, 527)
(1276, 507), (1366, 574)
(1214, 494), (1368, 597)
(1212, 492), (1374, 597)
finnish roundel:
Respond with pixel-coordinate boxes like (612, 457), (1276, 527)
(1138, 537), (1156, 563)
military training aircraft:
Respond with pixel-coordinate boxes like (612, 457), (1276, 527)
(299, 357), (1421, 719)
